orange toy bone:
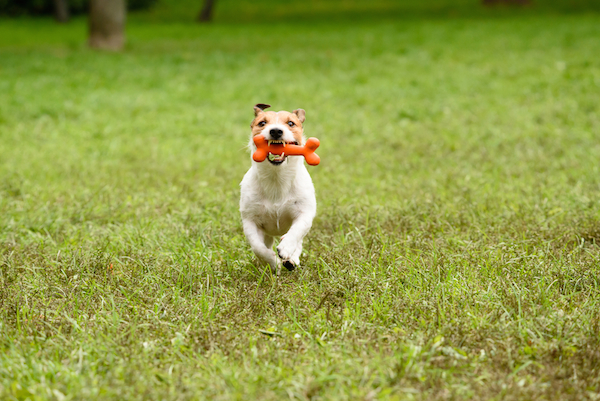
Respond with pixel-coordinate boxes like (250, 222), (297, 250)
(252, 135), (320, 166)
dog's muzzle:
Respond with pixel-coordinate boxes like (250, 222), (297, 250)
(265, 139), (300, 165)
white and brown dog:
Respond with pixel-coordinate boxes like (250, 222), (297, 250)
(239, 103), (316, 273)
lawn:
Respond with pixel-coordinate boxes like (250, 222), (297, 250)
(1, 1), (600, 399)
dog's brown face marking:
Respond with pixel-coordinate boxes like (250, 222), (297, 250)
(251, 104), (305, 144)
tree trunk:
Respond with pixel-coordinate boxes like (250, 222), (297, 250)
(53, 0), (70, 23)
(197, 0), (216, 22)
(89, 0), (126, 51)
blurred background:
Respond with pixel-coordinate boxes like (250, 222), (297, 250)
(2, 0), (600, 22)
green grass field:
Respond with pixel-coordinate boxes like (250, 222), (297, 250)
(1, 1), (600, 399)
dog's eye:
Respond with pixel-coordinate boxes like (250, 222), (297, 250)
(258, 121), (266, 127)
(287, 121), (295, 127)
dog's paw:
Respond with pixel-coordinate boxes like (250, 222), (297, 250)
(282, 259), (296, 271)
(277, 240), (296, 262)
(278, 239), (302, 272)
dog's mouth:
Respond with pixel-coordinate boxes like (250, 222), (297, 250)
(266, 140), (299, 165)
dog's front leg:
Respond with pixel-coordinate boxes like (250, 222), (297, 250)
(277, 213), (313, 270)
(242, 218), (279, 273)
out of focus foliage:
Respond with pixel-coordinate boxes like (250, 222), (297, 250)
(0, 0), (157, 16)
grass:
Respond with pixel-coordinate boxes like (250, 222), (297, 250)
(1, 1), (600, 399)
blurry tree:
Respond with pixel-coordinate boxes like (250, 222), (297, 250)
(0, 0), (156, 17)
(53, 0), (69, 22)
(197, 0), (216, 22)
(89, 0), (126, 50)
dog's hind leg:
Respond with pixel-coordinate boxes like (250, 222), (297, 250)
(242, 218), (279, 273)
(264, 235), (274, 251)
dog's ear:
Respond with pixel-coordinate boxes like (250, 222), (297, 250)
(254, 103), (271, 116)
(293, 108), (306, 123)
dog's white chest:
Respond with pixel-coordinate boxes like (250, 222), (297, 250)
(253, 202), (295, 236)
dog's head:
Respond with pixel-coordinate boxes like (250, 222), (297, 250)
(250, 103), (305, 166)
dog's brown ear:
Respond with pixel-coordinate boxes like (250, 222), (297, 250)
(293, 108), (306, 123)
(254, 103), (271, 116)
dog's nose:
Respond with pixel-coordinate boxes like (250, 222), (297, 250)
(269, 128), (283, 139)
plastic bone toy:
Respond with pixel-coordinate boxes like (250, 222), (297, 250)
(252, 134), (321, 166)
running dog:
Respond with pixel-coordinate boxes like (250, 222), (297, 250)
(239, 103), (317, 273)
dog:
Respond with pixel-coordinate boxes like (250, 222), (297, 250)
(239, 103), (317, 273)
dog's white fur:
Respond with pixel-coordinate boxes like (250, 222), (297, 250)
(239, 105), (316, 273)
